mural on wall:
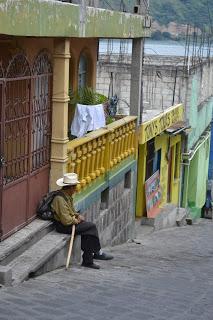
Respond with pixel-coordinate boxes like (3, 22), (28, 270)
(145, 170), (162, 218)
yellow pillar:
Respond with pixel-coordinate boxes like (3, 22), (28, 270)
(136, 143), (147, 217)
(50, 38), (71, 190)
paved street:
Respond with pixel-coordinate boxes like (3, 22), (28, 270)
(0, 219), (213, 320)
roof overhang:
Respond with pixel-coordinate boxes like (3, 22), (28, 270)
(139, 104), (184, 144)
(165, 121), (191, 136)
(0, 0), (151, 38)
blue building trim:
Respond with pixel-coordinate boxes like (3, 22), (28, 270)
(75, 160), (137, 213)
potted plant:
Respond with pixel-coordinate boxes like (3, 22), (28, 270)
(70, 87), (116, 138)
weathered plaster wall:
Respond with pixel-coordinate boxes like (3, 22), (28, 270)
(142, 58), (213, 142)
(97, 56), (213, 132)
(96, 55), (185, 116)
(96, 55), (186, 116)
(0, 0), (150, 38)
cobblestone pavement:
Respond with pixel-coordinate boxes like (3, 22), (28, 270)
(0, 219), (213, 320)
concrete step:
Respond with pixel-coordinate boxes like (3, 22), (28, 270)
(141, 204), (177, 231)
(8, 230), (81, 285)
(185, 210), (198, 225)
(0, 219), (81, 286)
(0, 220), (54, 265)
(176, 208), (188, 227)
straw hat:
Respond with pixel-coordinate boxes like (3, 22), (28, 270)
(56, 173), (80, 187)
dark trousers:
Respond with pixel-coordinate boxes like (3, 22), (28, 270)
(55, 221), (101, 265)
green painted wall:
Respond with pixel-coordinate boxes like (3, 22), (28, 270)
(182, 73), (213, 220)
(182, 133), (210, 219)
(184, 135), (210, 220)
(0, 0), (151, 38)
(188, 75), (213, 150)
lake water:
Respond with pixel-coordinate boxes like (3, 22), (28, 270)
(99, 39), (213, 57)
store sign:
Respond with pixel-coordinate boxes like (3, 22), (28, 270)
(145, 170), (162, 218)
(140, 104), (184, 144)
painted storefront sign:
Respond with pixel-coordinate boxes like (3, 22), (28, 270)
(140, 104), (184, 144)
(145, 170), (162, 218)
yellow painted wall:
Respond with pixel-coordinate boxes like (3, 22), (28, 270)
(155, 134), (169, 207)
(169, 135), (181, 204)
(136, 143), (147, 217)
(2, 31), (96, 70)
(17, 37), (54, 63)
(136, 133), (181, 217)
(0, 36), (100, 191)
(0, 37), (54, 68)
(68, 38), (98, 129)
(69, 38), (98, 91)
(18, 37), (97, 93)
(139, 104), (184, 144)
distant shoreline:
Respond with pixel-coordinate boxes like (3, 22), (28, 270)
(99, 39), (213, 57)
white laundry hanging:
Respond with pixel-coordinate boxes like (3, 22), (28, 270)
(71, 103), (106, 138)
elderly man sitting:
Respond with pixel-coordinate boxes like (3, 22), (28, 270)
(51, 173), (113, 269)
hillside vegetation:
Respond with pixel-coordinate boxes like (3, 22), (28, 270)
(99, 0), (136, 12)
(100, 0), (213, 30)
(150, 0), (213, 29)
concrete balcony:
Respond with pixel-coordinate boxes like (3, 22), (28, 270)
(0, 0), (151, 39)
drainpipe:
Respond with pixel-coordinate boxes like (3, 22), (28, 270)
(179, 156), (191, 209)
(179, 131), (210, 209)
(177, 131), (189, 212)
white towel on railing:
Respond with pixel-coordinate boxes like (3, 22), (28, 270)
(86, 104), (106, 131)
(71, 104), (88, 138)
(71, 104), (105, 138)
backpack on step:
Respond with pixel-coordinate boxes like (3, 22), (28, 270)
(37, 191), (65, 220)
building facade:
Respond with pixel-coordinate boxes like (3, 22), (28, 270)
(136, 105), (183, 218)
(97, 54), (213, 221)
(181, 62), (213, 220)
(0, 0), (151, 241)
(140, 56), (213, 220)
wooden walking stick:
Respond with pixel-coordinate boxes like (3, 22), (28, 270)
(66, 224), (76, 270)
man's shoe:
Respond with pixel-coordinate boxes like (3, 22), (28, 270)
(93, 252), (114, 260)
(81, 262), (100, 269)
